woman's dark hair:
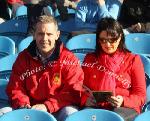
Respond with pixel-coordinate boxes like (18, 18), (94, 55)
(96, 17), (128, 55)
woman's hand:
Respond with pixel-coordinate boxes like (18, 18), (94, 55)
(85, 95), (97, 107)
(31, 104), (47, 112)
(107, 95), (124, 108)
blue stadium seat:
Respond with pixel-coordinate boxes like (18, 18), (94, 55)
(0, 109), (57, 121)
(142, 101), (150, 112)
(16, 5), (27, 17)
(0, 36), (15, 59)
(134, 111), (150, 121)
(139, 54), (150, 87)
(55, 8), (76, 44)
(0, 79), (9, 102)
(46, 6), (54, 16)
(18, 36), (33, 53)
(125, 33), (150, 54)
(74, 53), (86, 64)
(0, 78), (11, 116)
(0, 15), (28, 33)
(146, 85), (150, 102)
(136, 54), (150, 112)
(65, 109), (124, 121)
(66, 34), (96, 52)
(54, 8), (75, 18)
(0, 15), (28, 47)
(66, 34), (96, 62)
(0, 54), (18, 79)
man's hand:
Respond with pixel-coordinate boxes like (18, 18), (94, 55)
(31, 104), (47, 112)
(19, 104), (31, 109)
(131, 23), (142, 32)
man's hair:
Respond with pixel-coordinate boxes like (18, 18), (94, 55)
(34, 15), (58, 31)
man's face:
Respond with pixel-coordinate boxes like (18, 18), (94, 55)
(34, 22), (60, 57)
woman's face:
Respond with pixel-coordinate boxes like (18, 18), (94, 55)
(98, 31), (121, 54)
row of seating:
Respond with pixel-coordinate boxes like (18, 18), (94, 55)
(1, 33), (150, 81)
(0, 33), (150, 121)
(0, 107), (150, 121)
(0, 5), (76, 45)
(0, 35), (32, 59)
(0, 108), (124, 121)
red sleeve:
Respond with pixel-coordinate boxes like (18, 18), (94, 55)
(123, 55), (146, 113)
(44, 54), (84, 113)
(6, 51), (30, 109)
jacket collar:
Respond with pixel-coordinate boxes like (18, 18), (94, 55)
(27, 40), (62, 62)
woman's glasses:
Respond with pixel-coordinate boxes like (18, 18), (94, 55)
(99, 37), (119, 44)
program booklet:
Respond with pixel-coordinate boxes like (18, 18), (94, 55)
(82, 84), (113, 103)
(92, 91), (113, 102)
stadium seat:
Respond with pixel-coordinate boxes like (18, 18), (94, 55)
(74, 53), (86, 64)
(0, 78), (11, 116)
(46, 6), (54, 16)
(125, 33), (150, 54)
(66, 34), (96, 52)
(66, 34), (96, 62)
(55, 8), (76, 44)
(18, 36), (33, 53)
(0, 109), (57, 121)
(0, 36), (15, 59)
(146, 85), (150, 102)
(0, 15), (28, 47)
(142, 100), (150, 112)
(139, 54), (150, 87)
(16, 5), (27, 17)
(54, 8), (75, 18)
(0, 79), (9, 102)
(134, 111), (150, 121)
(0, 54), (18, 79)
(65, 109), (124, 121)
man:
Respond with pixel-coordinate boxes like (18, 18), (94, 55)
(75, 0), (122, 32)
(6, 15), (84, 121)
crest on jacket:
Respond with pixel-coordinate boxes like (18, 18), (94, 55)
(53, 73), (61, 85)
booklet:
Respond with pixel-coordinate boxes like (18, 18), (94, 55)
(82, 84), (113, 103)
(92, 91), (113, 102)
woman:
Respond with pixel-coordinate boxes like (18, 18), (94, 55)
(81, 17), (146, 121)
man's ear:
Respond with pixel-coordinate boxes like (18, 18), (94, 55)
(56, 30), (60, 40)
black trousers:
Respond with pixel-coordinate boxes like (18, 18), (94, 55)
(113, 107), (138, 121)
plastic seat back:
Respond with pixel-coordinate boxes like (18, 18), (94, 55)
(66, 34), (96, 62)
(0, 15), (28, 47)
(16, 5), (27, 17)
(74, 53), (86, 64)
(125, 33), (150, 54)
(139, 54), (150, 87)
(0, 36), (15, 58)
(134, 111), (150, 121)
(0, 54), (18, 79)
(65, 109), (124, 121)
(66, 34), (96, 53)
(147, 85), (150, 102)
(0, 109), (57, 121)
(142, 101), (150, 112)
(18, 36), (33, 53)
(0, 79), (9, 102)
